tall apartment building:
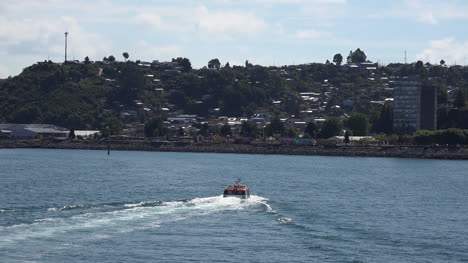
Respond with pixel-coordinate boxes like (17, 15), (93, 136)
(393, 77), (437, 134)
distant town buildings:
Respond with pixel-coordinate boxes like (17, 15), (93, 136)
(393, 77), (437, 134)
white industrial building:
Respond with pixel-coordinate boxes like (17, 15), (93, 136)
(0, 124), (69, 138)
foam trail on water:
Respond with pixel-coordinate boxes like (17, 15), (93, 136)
(47, 204), (93, 212)
(278, 217), (293, 223)
(0, 195), (271, 246)
(1, 209), (16, 213)
(124, 200), (162, 208)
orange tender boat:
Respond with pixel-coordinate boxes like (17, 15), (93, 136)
(223, 179), (250, 199)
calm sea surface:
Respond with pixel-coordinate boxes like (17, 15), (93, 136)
(0, 149), (467, 262)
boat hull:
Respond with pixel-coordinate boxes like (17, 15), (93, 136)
(223, 194), (249, 199)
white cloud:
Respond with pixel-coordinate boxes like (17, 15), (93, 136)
(370, 0), (468, 24)
(2, 0), (468, 77)
(132, 5), (268, 40)
(240, 0), (346, 3)
(194, 6), (267, 37)
(0, 14), (109, 60)
(314, 0), (346, 3)
(0, 17), (56, 46)
(416, 38), (468, 65)
(294, 29), (332, 39)
(135, 41), (183, 60)
(134, 13), (163, 28)
(298, 3), (348, 22)
(403, 0), (468, 24)
(0, 64), (10, 78)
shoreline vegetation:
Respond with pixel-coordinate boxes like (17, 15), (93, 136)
(1, 140), (467, 160)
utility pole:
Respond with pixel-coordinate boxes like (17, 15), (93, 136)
(64, 32), (69, 62)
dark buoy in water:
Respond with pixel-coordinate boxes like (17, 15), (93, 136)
(107, 143), (110, 155)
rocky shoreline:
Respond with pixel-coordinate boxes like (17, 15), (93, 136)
(1, 140), (467, 160)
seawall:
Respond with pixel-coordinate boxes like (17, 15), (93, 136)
(1, 140), (467, 160)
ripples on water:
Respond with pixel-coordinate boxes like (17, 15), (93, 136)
(0, 149), (467, 262)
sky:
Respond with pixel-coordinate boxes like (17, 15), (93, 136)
(1, 0), (468, 78)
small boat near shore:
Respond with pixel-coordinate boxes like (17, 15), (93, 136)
(223, 179), (250, 199)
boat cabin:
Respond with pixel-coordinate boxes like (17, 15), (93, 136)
(223, 179), (250, 199)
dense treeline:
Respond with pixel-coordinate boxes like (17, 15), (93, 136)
(0, 62), (109, 129)
(413, 129), (468, 145)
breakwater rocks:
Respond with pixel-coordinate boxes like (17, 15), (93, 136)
(2, 140), (467, 160)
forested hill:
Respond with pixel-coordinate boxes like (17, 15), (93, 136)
(0, 55), (467, 131)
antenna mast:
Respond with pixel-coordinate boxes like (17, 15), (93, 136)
(64, 32), (69, 62)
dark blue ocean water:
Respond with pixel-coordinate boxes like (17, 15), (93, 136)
(0, 149), (467, 262)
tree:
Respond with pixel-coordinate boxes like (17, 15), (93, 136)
(116, 63), (145, 103)
(123, 52), (129, 61)
(208, 58), (221, 70)
(285, 127), (298, 138)
(344, 130), (350, 145)
(415, 60), (426, 76)
(178, 127), (184, 137)
(348, 113), (369, 136)
(172, 57), (192, 72)
(305, 121), (318, 138)
(374, 104), (393, 134)
(108, 55), (116, 62)
(169, 90), (188, 107)
(84, 56), (90, 64)
(454, 88), (466, 108)
(437, 106), (450, 129)
(240, 121), (258, 139)
(434, 129), (465, 145)
(346, 50), (353, 64)
(439, 107), (468, 129)
(347, 48), (367, 64)
(414, 130), (434, 145)
(198, 123), (209, 137)
(12, 106), (39, 123)
(440, 59), (446, 66)
(221, 83), (245, 116)
(69, 128), (76, 139)
(225, 62), (231, 68)
(101, 117), (123, 137)
(353, 96), (372, 115)
(265, 117), (285, 136)
(320, 117), (342, 138)
(179, 72), (203, 98)
(144, 118), (167, 137)
(282, 94), (302, 116)
(438, 87), (448, 105)
(333, 53), (343, 66)
(415, 60), (424, 69)
(220, 124), (232, 137)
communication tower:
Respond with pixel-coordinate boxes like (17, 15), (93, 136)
(64, 32), (69, 62)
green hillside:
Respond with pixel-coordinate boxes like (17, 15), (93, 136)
(1, 54), (467, 132)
